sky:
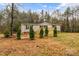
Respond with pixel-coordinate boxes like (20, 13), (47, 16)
(0, 3), (79, 13)
(17, 3), (67, 13)
(18, 3), (60, 11)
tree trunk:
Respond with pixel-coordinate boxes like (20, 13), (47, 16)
(10, 3), (14, 36)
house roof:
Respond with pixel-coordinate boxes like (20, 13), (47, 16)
(39, 22), (52, 25)
(21, 22), (60, 26)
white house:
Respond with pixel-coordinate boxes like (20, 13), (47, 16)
(21, 22), (61, 34)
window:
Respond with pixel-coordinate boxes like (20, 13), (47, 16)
(26, 25), (29, 29)
(44, 25), (47, 28)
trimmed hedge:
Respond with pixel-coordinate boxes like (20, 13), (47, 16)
(29, 25), (35, 40)
(40, 26), (44, 38)
(53, 26), (57, 37)
(17, 28), (21, 40)
(45, 26), (48, 36)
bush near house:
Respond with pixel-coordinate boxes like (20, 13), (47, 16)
(29, 25), (35, 40)
(4, 29), (10, 38)
(17, 28), (21, 40)
(39, 26), (44, 38)
(45, 26), (48, 36)
(53, 26), (57, 37)
(14, 22), (21, 32)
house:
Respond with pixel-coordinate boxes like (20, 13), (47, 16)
(21, 22), (60, 33)
(21, 19), (61, 38)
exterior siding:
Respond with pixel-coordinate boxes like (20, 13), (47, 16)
(21, 24), (61, 33)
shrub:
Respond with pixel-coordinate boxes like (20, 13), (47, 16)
(13, 22), (21, 33)
(53, 26), (57, 37)
(40, 27), (44, 38)
(17, 28), (21, 40)
(45, 26), (48, 36)
(4, 29), (10, 38)
(29, 25), (35, 40)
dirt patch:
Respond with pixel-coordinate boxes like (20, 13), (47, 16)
(0, 36), (78, 56)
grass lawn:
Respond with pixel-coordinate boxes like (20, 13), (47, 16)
(0, 32), (79, 56)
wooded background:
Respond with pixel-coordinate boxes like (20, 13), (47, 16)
(0, 3), (79, 34)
